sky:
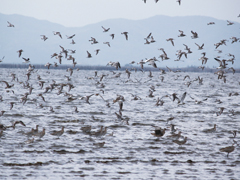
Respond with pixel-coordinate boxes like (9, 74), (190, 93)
(0, 0), (240, 27)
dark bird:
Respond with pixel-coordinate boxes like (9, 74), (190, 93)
(1, 81), (14, 89)
(110, 34), (115, 39)
(7, 21), (14, 27)
(102, 26), (110, 32)
(17, 49), (23, 57)
(151, 127), (167, 138)
(121, 32), (128, 40)
(87, 51), (92, 58)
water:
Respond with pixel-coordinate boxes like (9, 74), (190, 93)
(0, 68), (240, 179)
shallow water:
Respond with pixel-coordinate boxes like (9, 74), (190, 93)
(0, 68), (240, 179)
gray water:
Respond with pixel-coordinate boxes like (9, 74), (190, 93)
(0, 68), (240, 179)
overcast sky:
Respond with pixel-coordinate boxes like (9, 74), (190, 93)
(1, 0), (240, 27)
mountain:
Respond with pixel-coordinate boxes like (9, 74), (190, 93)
(0, 13), (240, 68)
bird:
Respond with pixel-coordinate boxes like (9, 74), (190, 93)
(202, 124), (217, 133)
(207, 22), (215, 25)
(177, 0), (181, 5)
(7, 21), (15, 27)
(110, 33), (115, 39)
(93, 142), (105, 148)
(34, 128), (45, 138)
(227, 20), (234, 25)
(102, 26), (110, 32)
(53, 31), (62, 38)
(167, 131), (182, 140)
(87, 51), (92, 58)
(103, 42), (111, 47)
(9, 102), (15, 110)
(151, 127), (167, 138)
(1, 81), (14, 89)
(45, 62), (52, 69)
(195, 43), (204, 50)
(91, 126), (104, 136)
(191, 31), (198, 39)
(173, 136), (187, 146)
(79, 94), (94, 104)
(0, 56), (4, 63)
(40, 35), (48, 41)
(73, 106), (79, 113)
(51, 126), (64, 137)
(219, 141), (238, 157)
(166, 38), (175, 46)
(17, 49), (23, 57)
(121, 32), (128, 40)
(81, 126), (92, 133)
(70, 39), (76, 44)
(22, 57), (30, 63)
(95, 49), (100, 55)
(12, 121), (26, 129)
(178, 30), (186, 37)
(66, 34), (75, 39)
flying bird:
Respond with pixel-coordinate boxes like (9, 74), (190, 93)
(53, 31), (62, 38)
(87, 51), (92, 58)
(102, 26), (110, 32)
(17, 49), (23, 57)
(7, 21), (14, 27)
(121, 32), (128, 40)
(40, 35), (48, 41)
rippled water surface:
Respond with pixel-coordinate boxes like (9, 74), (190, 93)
(0, 68), (240, 179)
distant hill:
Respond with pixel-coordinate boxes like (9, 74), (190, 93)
(0, 13), (239, 68)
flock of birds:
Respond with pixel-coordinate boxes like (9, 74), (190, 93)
(0, 11), (240, 159)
